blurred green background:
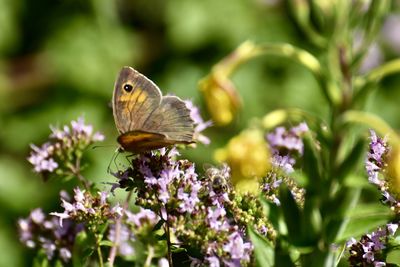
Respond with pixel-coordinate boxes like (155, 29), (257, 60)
(1, 0), (400, 266)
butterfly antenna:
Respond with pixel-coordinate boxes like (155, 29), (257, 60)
(91, 144), (116, 150)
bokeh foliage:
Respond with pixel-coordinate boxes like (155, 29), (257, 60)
(1, 0), (400, 266)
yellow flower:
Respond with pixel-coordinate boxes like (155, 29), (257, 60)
(198, 73), (241, 126)
(215, 129), (271, 191)
(199, 41), (260, 126)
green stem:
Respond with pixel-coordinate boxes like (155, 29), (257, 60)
(364, 58), (400, 85)
(69, 157), (91, 191)
(144, 245), (155, 267)
(221, 41), (339, 106)
(340, 110), (399, 144)
(165, 215), (173, 267)
(108, 190), (133, 266)
(287, 0), (327, 48)
(97, 235), (104, 267)
(353, 59), (400, 106)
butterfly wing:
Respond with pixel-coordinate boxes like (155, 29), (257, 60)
(112, 66), (162, 133)
(113, 67), (195, 153)
(141, 96), (194, 143)
(117, 130), (172, 152)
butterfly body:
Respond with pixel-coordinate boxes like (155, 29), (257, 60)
(112, 66), (194, 153)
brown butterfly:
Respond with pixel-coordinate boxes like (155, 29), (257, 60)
(112, 66), (194, 153)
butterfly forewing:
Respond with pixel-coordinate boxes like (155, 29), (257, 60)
(113, 67), (162, 133)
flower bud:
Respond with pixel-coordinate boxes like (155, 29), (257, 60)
(199, 41), (258, 126)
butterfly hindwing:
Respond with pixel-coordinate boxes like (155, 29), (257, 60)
(142, 96), (194, 142)
(112, 67), (162, 133)
(117, 130), (171, 152)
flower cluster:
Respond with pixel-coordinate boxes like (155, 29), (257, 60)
(111, 149), (275, 266)
(27, 117), (104, 178)
(107, 208), (160, 258)
(51, 188), (122, 232)
(365, 130), (400, 213)
(347, 223), (398, 266)
(262, 123), (308, 206)
(18, 208), (83, 263)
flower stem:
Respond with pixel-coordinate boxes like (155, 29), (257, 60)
(144, 245), (155, 267)
(108, 190), (133, 266)
(96, 235), (104, 267)
(69, 157), (91, 190)
(365, 58), (400, 84)
(165, 210), (173, 267)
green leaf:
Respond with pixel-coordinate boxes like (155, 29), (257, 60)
(260, 195), (282, 232)
(274, 239), (296, 267)
(322, 187), (361, 243)
(279, 186), (303, 245)
(387, 249), (400, 265)
(99, 240), (114, 247)
(248, 227), (274, 267)
(301, 196), (321, 244)
(302, 133), (323, 188)
(336, 138), (366, 182)
(73, 231), (94, 267)
(33, 251), (49, 267)
(338, 203), (392, 241)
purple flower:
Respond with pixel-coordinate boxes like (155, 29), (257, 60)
(223, 232), (253, 261)
(346, 237), (357, 248)
(71, 117), (93, 135)
(205, 256), (220, 267)
(125, 209), (159, 228)
(51, 187), (120, 227)
(207, 206), (229, 231)
(185, 100), (212, 145)
(158, 258), (169, 267)
(177, 188), (197, 213)
(387, 223), (398, 235)
(27, 143), (58, 173)
(107, 223), (135, 256)
(266, 122), (308, 155)
(271, 155), (295, 173)
(347, 223), (398, 266)
(28, 117), (104, 177)
(18, 208), (82, 263)
(382, 14), (400, 55)
(31, 208), (45, 224)
(59, 248), (72, 262)
(365, 130), (400, 207)
(359, 43), (383, 74)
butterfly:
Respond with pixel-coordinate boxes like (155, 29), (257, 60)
(112, 66), (195, 153)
